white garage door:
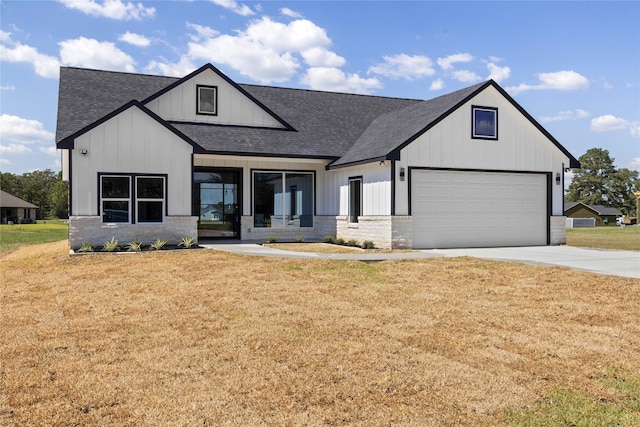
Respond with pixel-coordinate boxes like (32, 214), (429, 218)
(411, 170), (548, 249)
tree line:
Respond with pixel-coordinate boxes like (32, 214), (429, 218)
(566, 148), (639, 217)
(1, 170), (68, 220)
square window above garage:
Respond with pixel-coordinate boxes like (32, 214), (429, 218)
(472, 106), (498, 140)
(197, 85), (218, 115)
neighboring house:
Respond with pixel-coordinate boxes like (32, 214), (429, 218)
(0, 190), (38, 223)
(55, 64), (580, 249)
(564, 202), (622, 226)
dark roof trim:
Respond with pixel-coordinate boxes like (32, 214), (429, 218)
(167, 120), (296, 133)
(491, 82), (581, 168)
(326, 155), (389, 170)
(382, 80), (495, 165)
(56, 100), (206, 153)
(202, 150), (337, 161)
(141, 63), (296, 131)
(378, 80), (580, 170)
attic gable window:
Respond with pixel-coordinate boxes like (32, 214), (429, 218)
(197, 85), (218, 116)
(472, 106), (498, 140)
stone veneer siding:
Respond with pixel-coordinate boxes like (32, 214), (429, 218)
(68, 216), (198, 249)
(550, 215), (567, 245)
(239, 216), (337, 242)
(337, 216), (413, 249)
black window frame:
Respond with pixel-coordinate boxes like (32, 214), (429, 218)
(348, 176), (362, 224)
(471, 105), (498, 140)
(99, 173), (167, 224)
(251, 170), (315, 229)
(196, 85), (218, 116)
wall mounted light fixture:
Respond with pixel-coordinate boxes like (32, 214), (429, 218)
(555, 172), (561, 185)
(400, 167), (405, 181)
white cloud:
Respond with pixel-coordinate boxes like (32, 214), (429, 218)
(186, 22), (220, 41)
(40, 146), (60, 157)
(1, 85), (16, 91)
(507, 70), (589, 95)
(188, 34), (300, 83)
(0, 143), (33, 154)
(242, 18), (331, 53)
(629, 157), (640, 171)
(487, 62), (510, 83)
(301, 67), (382, 94)
(146, 56), (197, 77)
(0, 30), (11, 43)
(539, 109), (590, 123)
(437, 53), (473, 71)
(301, 47), (345, 68)
(368, 54), (435, 80)
(429, 78), (444, 91)
(59, 0), (155, 20)
(590, 114), (640, 138)
(0, 33), (60, 79)
(118, 31), (150, 47)
(59, 37), (136, 72)
(281, 7), (302, 18)
(451, 69), (481, 83)
(209, 0), (254, 16)
(184, 17), (335, 84)
(0, 114), (54, 151)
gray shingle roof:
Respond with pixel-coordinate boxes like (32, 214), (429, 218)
(331, 81), (489, 167)
(0, 190), (39, 209)
(564, 202), (622, 216)
(55, 64), (580, 168)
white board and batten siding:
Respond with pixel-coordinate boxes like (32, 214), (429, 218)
(71, 105), (193, 216)
(144, 68), (285, 129)
(395, 85), (571, 218)
(332, 162), (392, 217)
(394, 85), (572, 248)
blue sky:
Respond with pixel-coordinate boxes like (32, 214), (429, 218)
(1, 0), (639, 181)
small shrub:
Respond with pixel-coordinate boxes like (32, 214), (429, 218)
(78, 242), (94, 252)
(347, 239), (359, 247)
(335, 238), (345, 246)
(362, 240), (375, 249)
(266, 236), (278, 243)
(150, 238), (168, 250)
(126, 240), (143, 252)
(102, 237), (120, 252)
(323, 236), (335, 244)
(178, 236), (195, 249)
(294, 237), (304, 243)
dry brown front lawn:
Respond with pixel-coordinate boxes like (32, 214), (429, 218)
(1, 241), (638, 426)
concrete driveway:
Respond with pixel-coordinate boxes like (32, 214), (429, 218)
(430, 246), (640, 279)
(201, 241), (639, 279)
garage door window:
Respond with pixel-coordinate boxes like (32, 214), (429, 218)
(348, 177), (362, 223)
(472, 106), (498, 140)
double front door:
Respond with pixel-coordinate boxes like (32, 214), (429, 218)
(193, 168), (241, 239)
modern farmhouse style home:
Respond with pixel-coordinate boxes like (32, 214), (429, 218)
(56, 63), (579, 249)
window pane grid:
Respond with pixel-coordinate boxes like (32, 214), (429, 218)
(100, 175), (165, 224)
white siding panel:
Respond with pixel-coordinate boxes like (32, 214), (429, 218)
(145, 68), (286, 129)
(71, 106), (193, 216)
(411, 170), (548, 248)
(395, 85), (571, 217)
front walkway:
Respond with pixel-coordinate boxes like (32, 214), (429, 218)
(200, 241), (640, 279)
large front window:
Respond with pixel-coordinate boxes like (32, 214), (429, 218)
(253, 171), (313, 228)
(100, 174), (165, 223)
